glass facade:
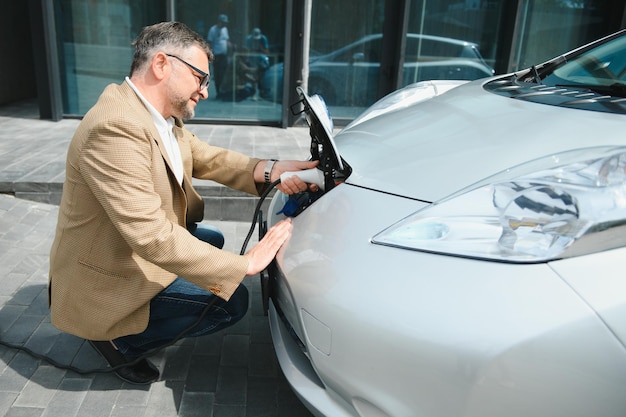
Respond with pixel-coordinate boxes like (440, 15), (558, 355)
(511, 0), (617, 70)
(52, 0), (623, 125)
(406, 1), (504, 77)
(57, 0), (166, 115)
(175, 0), (286, 122)
(305, 0), (385, 119)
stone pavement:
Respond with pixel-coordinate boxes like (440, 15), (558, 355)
(0, 100), (316, 417)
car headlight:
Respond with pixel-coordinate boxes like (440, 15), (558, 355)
(347, 80), (468, 128)
(372, 146), (626, 263)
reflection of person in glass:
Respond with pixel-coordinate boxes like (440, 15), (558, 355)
(245, 28), (269, 100)
(207, 14), (230, 99)
(220, 54), (258, 102)
(245, 28), (269, 55)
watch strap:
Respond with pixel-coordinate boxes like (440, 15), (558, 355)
(264, 159), (277, 184)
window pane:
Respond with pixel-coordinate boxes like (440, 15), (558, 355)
(176, 0), (286, 123)
(512, 0), (616, 71)
(58, 0), (165, 115)
(309, 0), (386, 119)
(405, 1), (498, 87)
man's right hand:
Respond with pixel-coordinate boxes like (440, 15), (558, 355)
(244, 218), (292, 276)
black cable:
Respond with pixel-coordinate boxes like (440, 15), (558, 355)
(240, 178), (281, 255)
(0, 178), (281, 374)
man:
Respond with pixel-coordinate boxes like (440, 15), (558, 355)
(48, 21), (317, 385)
(245, 28), (270, 100)
(206, 14), (230, 98)
(245, 28), (269, 56)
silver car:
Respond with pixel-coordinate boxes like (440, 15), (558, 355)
(262, 28), (626, 417)
(260, 33), (494, 106)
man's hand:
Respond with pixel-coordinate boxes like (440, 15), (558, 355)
(255, 159), (320, 194)
(244, 218), (292, 276)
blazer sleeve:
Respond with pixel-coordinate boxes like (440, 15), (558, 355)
(176, 126), (263, 196)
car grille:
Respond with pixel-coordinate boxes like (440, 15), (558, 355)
(484, 76), (626, 115)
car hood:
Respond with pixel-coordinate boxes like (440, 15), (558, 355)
(335, 78), (626, 203)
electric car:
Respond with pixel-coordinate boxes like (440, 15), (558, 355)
(260, 33), (494, 106)
(263, 29), (626, 417)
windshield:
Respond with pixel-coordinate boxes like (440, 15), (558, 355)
(541, 33), (626, 94)
(484, 31), (626, 114)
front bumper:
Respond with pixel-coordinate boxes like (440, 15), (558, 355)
(268, 300), (358, 417)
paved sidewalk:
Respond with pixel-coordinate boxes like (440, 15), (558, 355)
(0, 101), (315, 417)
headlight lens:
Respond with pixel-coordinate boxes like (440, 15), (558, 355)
(347, 80), (468, 128)
(372, 147), (626, 263)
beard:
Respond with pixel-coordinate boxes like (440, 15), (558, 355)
(166, 79), (196, 119)
(172, 93), (195, 119)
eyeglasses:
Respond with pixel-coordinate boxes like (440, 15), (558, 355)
(166, 54), (210, 90)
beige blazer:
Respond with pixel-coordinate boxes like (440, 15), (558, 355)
(49, 81), (263, 341)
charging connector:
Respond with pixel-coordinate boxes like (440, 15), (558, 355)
(280, 168), (326, 191)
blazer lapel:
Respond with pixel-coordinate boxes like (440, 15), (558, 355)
(119, 81), (178, 180)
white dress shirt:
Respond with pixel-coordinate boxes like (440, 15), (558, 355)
(126, 77), (184, 185)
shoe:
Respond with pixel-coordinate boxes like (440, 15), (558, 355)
(89, 340), (159, 384)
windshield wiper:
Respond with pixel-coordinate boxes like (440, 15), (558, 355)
(555, 82), (626, 98)
(531, 65), (543, 84)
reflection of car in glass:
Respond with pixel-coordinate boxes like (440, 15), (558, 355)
(260, 33), (494, 105)
(262, 29), (626, 417)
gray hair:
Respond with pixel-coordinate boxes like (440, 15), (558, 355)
(130, 21), (213, 76)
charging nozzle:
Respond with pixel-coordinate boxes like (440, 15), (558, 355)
(279, 168), (326, 191)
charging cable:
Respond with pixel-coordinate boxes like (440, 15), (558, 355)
(240, 178), (281, 255)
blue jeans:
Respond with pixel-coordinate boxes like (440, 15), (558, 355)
(113, 223), (249, 357)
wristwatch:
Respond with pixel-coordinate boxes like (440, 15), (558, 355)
(264, 159), (277, 184)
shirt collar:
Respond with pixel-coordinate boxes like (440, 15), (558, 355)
(125, 76), (175, 133)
